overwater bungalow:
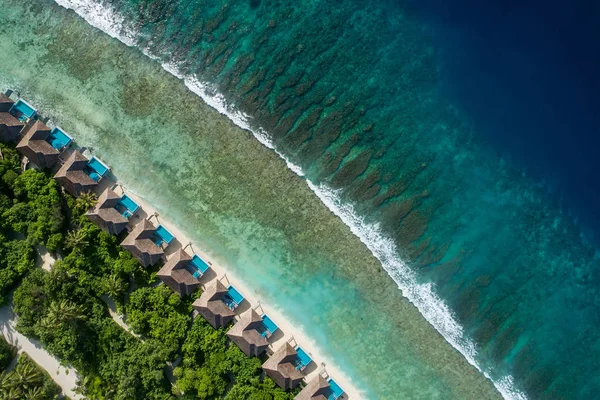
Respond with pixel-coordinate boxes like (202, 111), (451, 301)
(226, 309), (270, 357)
(0, 95), (24, 143)
(192, 280), (240, 328)
(295, 375), (346, 400)
(16, 122), (72, 169)
(157, 249), (202, 297)
(262, 342), (305, 391)
(86, 188), (139, 235)
(120, 219), (165, 267)
(54, 150), (109, 197)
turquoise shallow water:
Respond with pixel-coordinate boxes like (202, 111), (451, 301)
(3, 0), (600, 398)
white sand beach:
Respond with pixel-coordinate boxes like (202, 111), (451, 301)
(107, 180), (362, 399)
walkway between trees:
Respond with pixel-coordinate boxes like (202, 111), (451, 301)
(0, 305), (82, 399)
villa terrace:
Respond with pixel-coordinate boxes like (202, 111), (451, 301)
(9, 98), (37, 122)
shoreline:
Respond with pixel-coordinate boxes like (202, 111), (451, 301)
(3, 95), (362, 396)
(106, 180), (364, 399)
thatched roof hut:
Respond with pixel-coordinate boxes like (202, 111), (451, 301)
(157, 249), (201, 297)
(0, 111), (24, 143)
(54, 150), (98, 197)
(226, 309), (269, 357)
(294, 375), (331, 400)
(86, 188), (129, 235)
(192, 280), (236, 328)
(262, 342), (305, 391)
(16, 121), (61, 169)
(120, 219), (165, 267)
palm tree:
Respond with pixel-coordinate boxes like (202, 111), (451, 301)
(2, 386), (23, 400)
(24, 386), (45, 400)
(43, 299), (86, 327)
(76, 191), (97, 212)
(104, 274), (128, 300)
(13, 362), (43, 389)
(0, 372), (18, 397)
(65, 228), (89, 250)
(73, 375), (91, 397)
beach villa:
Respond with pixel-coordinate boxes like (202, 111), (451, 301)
(0, 94), (24, 143)
(226, 309), (270, 357)
(157, 249), (202, 297)
(262, 342), (306, 391)
(86, 188), (139, 235)
(192, 280), (238, 328)
(54, 150), (109, 196)
(295, 375), (330, 400)
(120, 219), (165, 267)
(16, 121), (72, 169)
(295, 375), (346, 400)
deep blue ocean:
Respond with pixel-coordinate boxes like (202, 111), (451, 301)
(409, 0), (600, 240)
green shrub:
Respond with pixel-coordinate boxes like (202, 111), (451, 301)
(0, 335), (16, 373)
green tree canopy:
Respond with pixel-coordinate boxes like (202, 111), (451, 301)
(126, 285), (190, 357)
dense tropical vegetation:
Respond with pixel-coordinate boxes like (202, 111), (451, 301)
(0, 141), (298, 398)
(0, 145), (54, 303)
(0, 337), (62, 400)
(0, 335), (16, 373)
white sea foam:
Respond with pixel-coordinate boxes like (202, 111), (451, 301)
(51, 1), (527, 398)
(170, 69), (306, 177)
(53, 0), (136, 46)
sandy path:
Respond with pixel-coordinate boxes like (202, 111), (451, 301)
(0, 305), (82, 399)
(34, 245), (56, 271)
